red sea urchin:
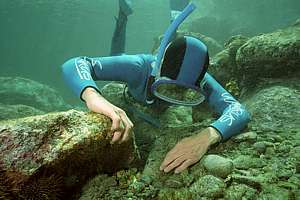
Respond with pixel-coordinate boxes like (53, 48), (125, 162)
(0, 169), (15, 200)
(17, 173), (64, 200)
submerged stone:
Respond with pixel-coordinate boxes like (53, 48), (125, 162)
(189, 175), (225, 198)
(233, 131), (257, 143)
(224, 183), (257, 200)
(233, 155), (266, 169)
(203, 154), (233, 178)
(0, 76), (70, 112)
(0, 103), (45, 121)
(245, 86), (300, 130)
(236, 21), (300, 84)
(0, 110), (138, 199)
(253, 142), (267, 154)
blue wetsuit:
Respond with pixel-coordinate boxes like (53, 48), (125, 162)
(61, 55), (250, 142)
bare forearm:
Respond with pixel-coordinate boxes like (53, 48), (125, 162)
(82, 87), (115, 117)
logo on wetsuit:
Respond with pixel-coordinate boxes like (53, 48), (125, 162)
(75, 57), (102, 81)
(218, 92), (244, 126)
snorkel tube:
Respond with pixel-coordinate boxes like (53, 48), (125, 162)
(151, 2), (196, 77)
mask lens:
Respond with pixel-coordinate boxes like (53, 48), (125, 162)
(154, 82), (204, 106)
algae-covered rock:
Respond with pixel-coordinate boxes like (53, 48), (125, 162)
(244, 86), (300, 130)
(209, 35), (249, 86)
(233, 131), (257, 143)
(189, 175), (225, 198)
(236, 22), (300, 84)
(203, 154), (233, 178)
(0, 103), (45, 121)
(224, 183), (257, 200)
(80, 169), (158, 200)
(0, 77), (70, 112)
(209, 20), (300, 92)
(257, 185), (290, 200)
(158, 188), (193, 200)
(233, 155), (266, 169)
(79, 174), (117, 200)
(0, 110), (138, 199)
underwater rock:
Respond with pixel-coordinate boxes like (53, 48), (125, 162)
(80, 169), (158, 200)
(236, 22), (300, 84)
(233, 131), (257, 143)
(189, 175), (225, 198)
(209, 35), (249, 86)
(0, 103), (45, 121)
(79, 174), (117, 200)
(0, 110), (138, 199)
(158, 188), (193, 200)
(233, 155), (266, 170)
(224, 183), (257, 200)
(0, 77), (70, 112)
(290, 146), (300, 173)
(244, 85), (300, 130)
(152, 31), (223, 57)
(159, 106), (192, 127)
(253, 142), (267, 154)
(258, 184), (290, 200)
(202, 154), (233, 178)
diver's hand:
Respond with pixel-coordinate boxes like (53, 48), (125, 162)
(82, 87), (134, 144)
(160, 127), (221, 174)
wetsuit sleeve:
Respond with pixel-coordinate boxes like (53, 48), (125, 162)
(61, 55), (146, 100)
(201, 73), (251, 142)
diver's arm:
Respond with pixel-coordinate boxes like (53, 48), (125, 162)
(61, 55), (145, 143)
(61, 55), (146, 100)
(202, 73), (251, 142)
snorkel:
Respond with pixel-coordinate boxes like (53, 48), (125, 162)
(151, 2), (196, 77)
(151, 3), (208, 106)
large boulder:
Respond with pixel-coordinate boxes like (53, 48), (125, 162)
(244, 85), (300, 130)
(236, 22), (300, 85)
(207, 35), (250, 100)
(0, 110), (138, 199)
(0, 77), (70, 112)
(209, 20), (300, 96)
(0, 103), (45, 121)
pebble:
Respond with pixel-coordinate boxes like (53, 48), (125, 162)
(233, 155), (266, 169)
(203, 155), (233, 178)
(233, 131), (257, 143)
(190, 175), (225, 198)
(253, 142), (267, 154)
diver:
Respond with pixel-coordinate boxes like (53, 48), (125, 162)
(61, 0), (250, 174)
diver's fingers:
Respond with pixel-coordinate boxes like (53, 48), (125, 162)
(118, 111), (134, 142)
(111, 131), (122, 144)
(110, 112), (123, 132)
(160, 149), (184, 171)
(174, 159), (197, 174)
(163, 155), (186, 173)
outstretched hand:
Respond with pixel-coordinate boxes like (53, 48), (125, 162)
(82, 87), (134, 144)
(160, 127), (221, 174)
